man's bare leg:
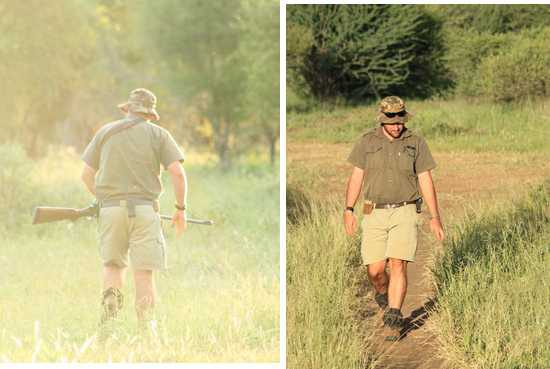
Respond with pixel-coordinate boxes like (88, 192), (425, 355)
(387, 258), (408, 309)
(103, 264), (127, 290)
(367, 260), (389, 293)
(367, 260), (389, 310)
(134, 269), (156, 321)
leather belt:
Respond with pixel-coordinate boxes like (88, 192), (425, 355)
(100, 199), (158, 217)
(374, 200), (417, 209)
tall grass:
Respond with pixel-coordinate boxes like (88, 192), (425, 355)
(0, 144), (279, 362)
(287, 188), (376, 369)
(430, 181), (550, 368)
(287, 98), (550, 153)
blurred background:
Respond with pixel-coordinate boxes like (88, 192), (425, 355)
(0, 0), (279, 168)
(0, 0), (280, 363)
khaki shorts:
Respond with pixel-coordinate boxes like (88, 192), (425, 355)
(98, 205), (167, 270)
(360, 204), (420, 265)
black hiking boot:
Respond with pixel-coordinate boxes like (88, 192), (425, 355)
(382, 308), (405, 342)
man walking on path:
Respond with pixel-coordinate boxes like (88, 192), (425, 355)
(343, 96), (445, 341)
(81, 88), (188, 340)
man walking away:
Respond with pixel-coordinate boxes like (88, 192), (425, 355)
(81, 88), (188, 341)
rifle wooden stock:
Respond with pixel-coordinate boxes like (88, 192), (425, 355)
(32, 206), (214, 226)
(32, 206), (97, 224)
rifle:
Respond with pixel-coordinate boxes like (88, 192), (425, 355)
(32, 204), (214, 226)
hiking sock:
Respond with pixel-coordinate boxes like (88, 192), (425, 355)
(374, 292), (388, 310)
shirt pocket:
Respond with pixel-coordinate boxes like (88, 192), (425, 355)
(365, 145), (384, 170)
(398, 145), (416, 174)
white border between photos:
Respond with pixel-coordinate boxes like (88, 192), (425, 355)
(279, 0), (287, 368)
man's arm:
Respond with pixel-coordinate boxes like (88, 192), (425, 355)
(167, 160), (188, 235)
(344, 166), (365, 235)
(418, 171), (445, 241)
(81, 163), (97, 196)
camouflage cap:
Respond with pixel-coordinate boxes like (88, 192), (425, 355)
(376, 95), (412, 124)
(118, 88), (160, 121)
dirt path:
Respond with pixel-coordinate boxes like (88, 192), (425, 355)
(288, 141), (550, 369)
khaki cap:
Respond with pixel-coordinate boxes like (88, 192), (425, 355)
(118, 88), (160, 122)
(376, 96), (413, 124)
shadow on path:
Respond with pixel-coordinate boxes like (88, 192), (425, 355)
(399, 297), (437, 340)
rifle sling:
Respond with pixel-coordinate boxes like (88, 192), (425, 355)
(98, 117), (145, 152)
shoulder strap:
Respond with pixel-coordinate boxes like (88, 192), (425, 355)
(98, 117), (145, 152)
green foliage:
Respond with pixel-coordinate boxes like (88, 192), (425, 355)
(444, 30), (512, 97)
(0, 0), (98, 154)
(478, 28), (550, 102)
(287, 98), (550, 153)
(241, 0), (280, 165)
(287, 193), (375, 369)
(0, 144), (36, 228)
(1, 1), (278, 167)
(431, 182), (550, 368)
(142, 0), (246, 168)
(431, 4), (550, 34)
(287, 4), (449, 102)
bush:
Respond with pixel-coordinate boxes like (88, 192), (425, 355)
(287, 4), (449, 102)
(444, 30), (512, 97)
(479, 28), (550, 102)
(0, 143), (37, 229)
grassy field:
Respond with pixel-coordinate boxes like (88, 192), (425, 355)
(288, 98), (550, 153)
(287, 190), (376, 369)
(287, 97), (550, 369)
(0, 145), (279, 362)
(430, 182), (550, 369)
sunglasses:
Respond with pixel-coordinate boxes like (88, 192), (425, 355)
(383, 110), (407, 118)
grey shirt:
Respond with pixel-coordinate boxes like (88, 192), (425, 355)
(82, 118), (184, 202)
(347, 127), (436, 204)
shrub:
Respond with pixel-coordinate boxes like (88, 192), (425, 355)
(478, 28), (550, 102)
(287, 4), (449, 102)
(0, 143), (37, 229)
(444, 30), (512, 97)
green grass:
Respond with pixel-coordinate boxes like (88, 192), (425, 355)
(430, 181), (550, 368)
(288, 98), (550, 152)
(286, 189), (376, 369)
(0, 146), (279, 362)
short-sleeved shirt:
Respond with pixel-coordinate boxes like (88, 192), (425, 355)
(347, 127), (436, 204)
(81, 117), (184, 202)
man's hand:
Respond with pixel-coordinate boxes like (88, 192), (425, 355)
(430, 217), (445, 241)
(172, 210), (187, 237)
(344, 210), (357, 235)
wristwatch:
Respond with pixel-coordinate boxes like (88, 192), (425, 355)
(174, 203), (186, 211)
(345, 206), (354, 212)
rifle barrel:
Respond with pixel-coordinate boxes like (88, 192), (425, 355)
(159, 215), (214, 225)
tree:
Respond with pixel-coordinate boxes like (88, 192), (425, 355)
(241, 0), (280, 166)
(143, 0), (247, 169)
(287, 4), (449, 102)
(0, 0), (98, 155)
